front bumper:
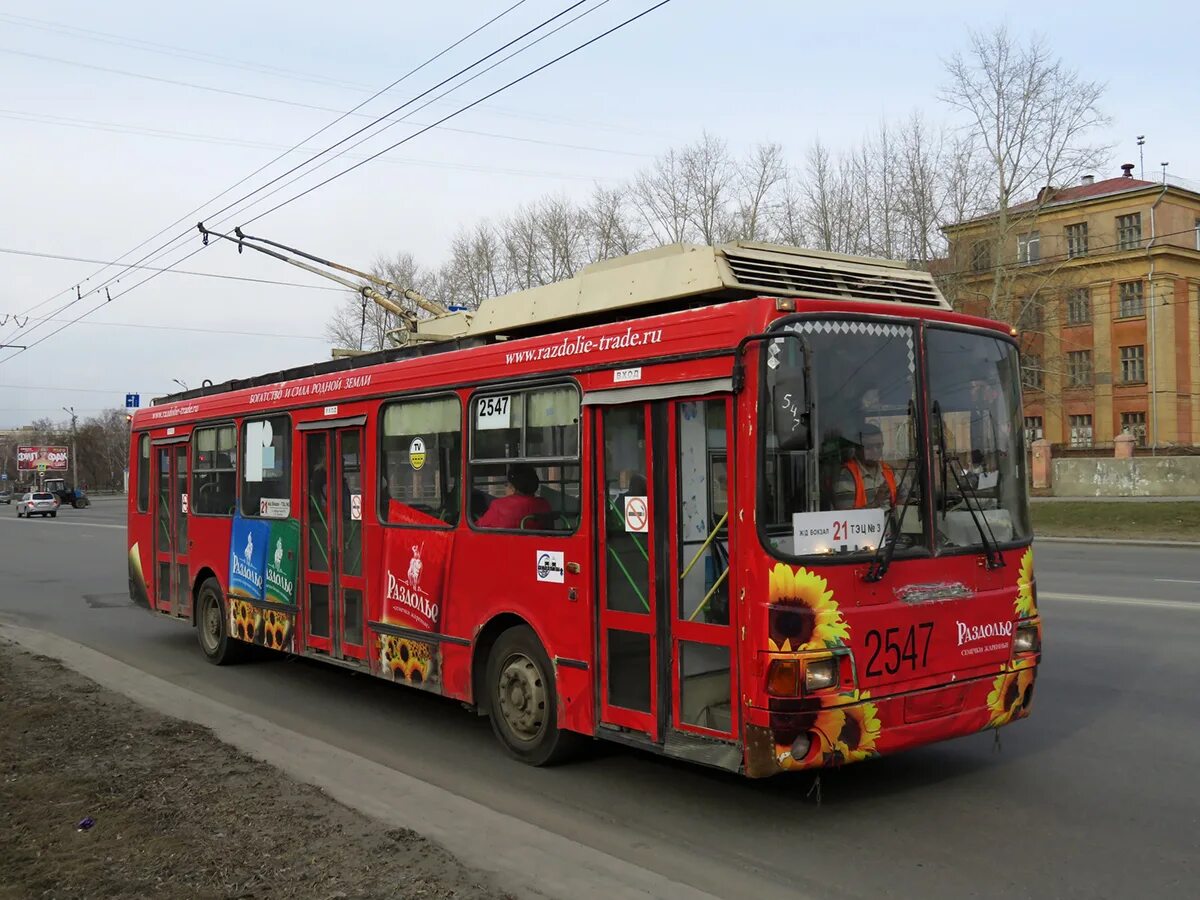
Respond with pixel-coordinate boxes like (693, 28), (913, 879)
(744, 664), (1038, 777)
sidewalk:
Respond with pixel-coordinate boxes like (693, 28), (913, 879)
(0, 639), (506, 900)
(1032, 495), (1200, 503)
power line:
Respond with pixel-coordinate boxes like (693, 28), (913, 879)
(0, 312), (325, 341)
(242, 1), (674, 227)
(0, 0), (676, 363)
(0, 109), (622, 180)
(0, 0), (536, 346)
(0, 382), (173, 395)
(0, 246), (342, 290)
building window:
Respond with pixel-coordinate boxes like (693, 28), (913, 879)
(1016, 299), (1043, 333)
(192, 424), (237, 516)
(1195, 218), (1200, 251)
(470, 385), (581, 532)
(971, 240), (992, 273)
(1024, 416), (1044, 445)
(1120, 411), (1147, 446)
(1021, 354), (1043, 390)
(1068, 415), (1093, 448)
(1116, 213), (1142, 250)
(1017, 231), (1041, 265)
(137, 433), (150, 513)
(379, 395), (463, 526)
(1120, 345), (1146, 384)
(241, 415), (290, 517)
(1065, 222), (1089, 258)
(1066, 288), (1091, 325)
(1067, 350), (1093, 388)
(1118, 280), (1144, 317)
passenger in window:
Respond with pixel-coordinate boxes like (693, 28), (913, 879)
(476, 463), (551, 530)
(834, 425), (897, 511)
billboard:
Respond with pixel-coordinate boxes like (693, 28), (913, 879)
(17, 446), (69, 472)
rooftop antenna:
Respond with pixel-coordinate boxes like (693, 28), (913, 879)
(1137, 136), (1145, 180)
(1160, 162), (1169, 184)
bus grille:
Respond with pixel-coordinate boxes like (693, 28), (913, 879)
(724, 251), (945, 307)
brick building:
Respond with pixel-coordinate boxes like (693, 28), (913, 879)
(941, 165), (1200, 450)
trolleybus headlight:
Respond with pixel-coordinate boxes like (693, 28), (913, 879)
(1013, 624), (1039, 654)
(767, 659), (800, 696)
(803, 657), (838, 693)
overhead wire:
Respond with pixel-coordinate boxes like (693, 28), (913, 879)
(0, 0), (640, 360)
(0, 0), (531, 330)
(0, 0), (676, 364)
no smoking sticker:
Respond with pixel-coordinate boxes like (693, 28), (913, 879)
(350, 493), (362, 521)
(624, 495), (648, 533)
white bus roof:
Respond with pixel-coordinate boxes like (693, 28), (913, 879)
(415, 241), (949, 342)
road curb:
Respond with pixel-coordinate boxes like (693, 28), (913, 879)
(1036, 536), (1200, 548)
(0, 624), (724, 900)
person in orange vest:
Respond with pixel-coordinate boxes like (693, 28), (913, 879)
(834, 424), (897, 510)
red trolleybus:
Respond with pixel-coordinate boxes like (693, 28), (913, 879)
(127, 242), (1040, 777)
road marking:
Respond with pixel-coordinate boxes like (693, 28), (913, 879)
(1154, 578), (1200, 585)
(1041, 591), (1199, 612)
(0, 517), (124, 530)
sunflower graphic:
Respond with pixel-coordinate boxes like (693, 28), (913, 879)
(986, 668), (1036, 728)
(767, 564), (850, 652)
(773, 694), (883, 769)
(1015, 548), (1036, 618)
(831, 698), (882, 764)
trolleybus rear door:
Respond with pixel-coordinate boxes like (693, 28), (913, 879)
(152, 441), (190, 619)
(301, 426), (368, 662)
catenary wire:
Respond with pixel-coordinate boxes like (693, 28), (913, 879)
(0, 0), (676, 366)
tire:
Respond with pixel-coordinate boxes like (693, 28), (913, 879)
(485, 626), (580, 766)
(195, 577), (248, 665)
(50, 512), (57, 518)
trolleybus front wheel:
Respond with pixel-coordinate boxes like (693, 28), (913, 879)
(486, 626), (579, 766)
(196, 577), (247, 666)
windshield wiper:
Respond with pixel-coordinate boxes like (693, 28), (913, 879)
(864, 454), (917, 582)
(933, 401), (1004, 569)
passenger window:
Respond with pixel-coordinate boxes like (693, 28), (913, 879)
(192, 425), (237, 516)
(137, 433), (150, 512)
(241, 416), (291, 517)
(380, 395), (462, 527)
(470, 386), (581, 532)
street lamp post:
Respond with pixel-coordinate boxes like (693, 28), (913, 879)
(62, 406), (78, 489)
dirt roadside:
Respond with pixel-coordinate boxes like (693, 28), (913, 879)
(0, 641), (509, 900)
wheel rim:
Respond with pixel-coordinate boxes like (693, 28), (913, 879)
(199, 592), (222, 654)
(496, 651), (547, 743)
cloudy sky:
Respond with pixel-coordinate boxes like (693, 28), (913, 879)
(1, 0), (1196, 426)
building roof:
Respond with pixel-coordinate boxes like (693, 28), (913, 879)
(1009, 175), (1159, 214)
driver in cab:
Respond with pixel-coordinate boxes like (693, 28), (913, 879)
(834, 424), (897, 511)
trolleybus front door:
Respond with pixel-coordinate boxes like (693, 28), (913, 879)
(596, 396), (737, 747)
(301, 426), (368, 662)
(153, 442), (190, 619)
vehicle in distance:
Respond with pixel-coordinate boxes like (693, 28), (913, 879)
(41, 477), (90, 508)
(0, 487), (11, 504)
(17, 492), (59, 518)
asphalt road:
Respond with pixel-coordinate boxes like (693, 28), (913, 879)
(2, 497), (1197, 899)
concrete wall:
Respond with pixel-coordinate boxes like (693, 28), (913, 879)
(1052, 456), (1200, 496)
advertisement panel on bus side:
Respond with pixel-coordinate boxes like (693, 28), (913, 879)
(17, 445), (69, 471)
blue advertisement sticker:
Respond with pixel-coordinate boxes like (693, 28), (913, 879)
(229, 513), (270, 600)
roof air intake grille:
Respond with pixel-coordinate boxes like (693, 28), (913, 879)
(724, 252), (944, 307)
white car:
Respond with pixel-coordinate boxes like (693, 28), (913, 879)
(17, 492), (58, 518)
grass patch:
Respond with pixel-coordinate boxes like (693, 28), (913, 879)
(1032, 501), (1200, 540)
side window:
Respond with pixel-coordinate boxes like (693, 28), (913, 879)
(192, 425), (237, 516)
(470, 385), (580, 532)
(241, 416), (291, 517)
(136, 433), (150, 512)
(380, 395), (462, 527)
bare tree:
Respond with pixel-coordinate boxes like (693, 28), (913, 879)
(735, 142), (786, 241)
(631, 147), (693, 244)
(940, 25), (1110, 317)
(443, 221), (505, 309)
(324, 252), (434, 352)
(584, 185), (644, 261)
(682, 132), (735, 244)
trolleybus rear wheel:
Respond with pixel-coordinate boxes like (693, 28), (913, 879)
(196, 577), (246, 666)
(486, 626), (579, 766)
